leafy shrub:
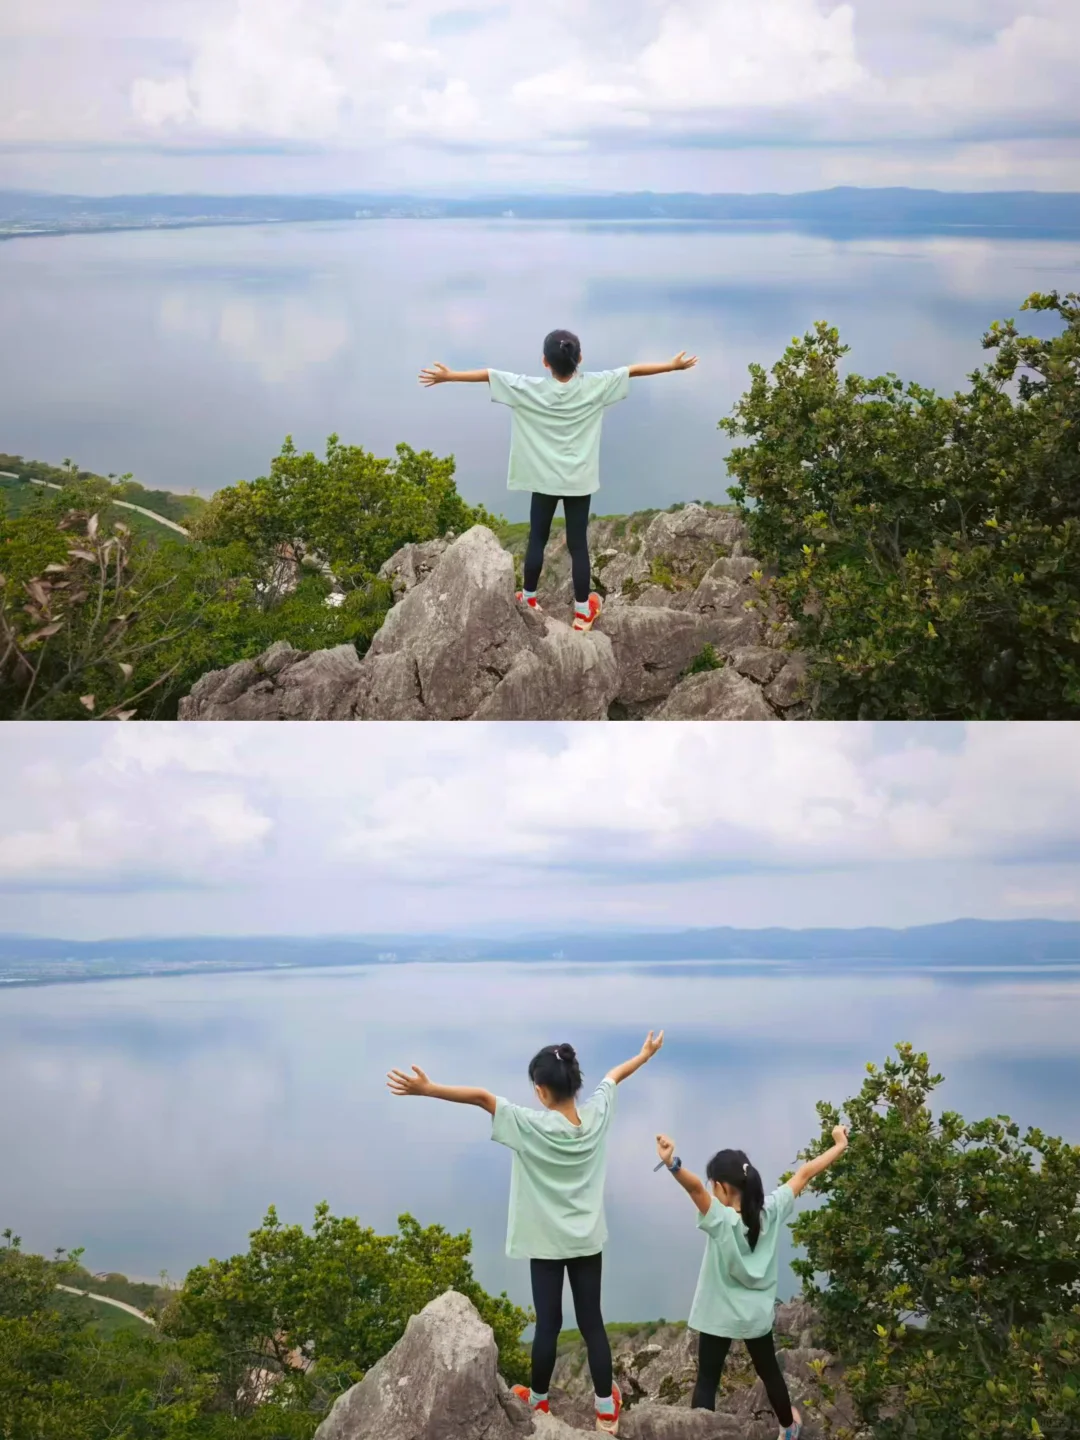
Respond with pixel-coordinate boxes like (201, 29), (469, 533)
(160, 1204), (530, 1413)
(0, 1209), (529, 1440)
(724, 291), (1080, 719)
(196, 436), (490, 592)
(683, 644), (723, 676)
(792, 1044), (1080, 1438)
(0, 431), (486, 719)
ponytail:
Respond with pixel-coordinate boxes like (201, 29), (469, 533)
(528, 1042), (583, 1100)
(706, 1148), (766, 1250)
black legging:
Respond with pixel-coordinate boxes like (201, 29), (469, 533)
(692, 1330), (793, 1426)
(524, 493), (592, 604)
(530, 1253), (612, 1397)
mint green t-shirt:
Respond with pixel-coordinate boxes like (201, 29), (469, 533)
(688, 1182), (796, 1340)
(490, 1078), (617, 1260)
(488, 367), (631, 497)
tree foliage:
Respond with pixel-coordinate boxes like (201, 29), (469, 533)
(195, 437), (490, 592)
(1, 434), (484, 719)
(0, 1209), (529, 1440)
(724, 291), (1080, 719)
(792, 1043), (1080, 1438)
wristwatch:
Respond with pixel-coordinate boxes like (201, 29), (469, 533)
(654, 1155), (682, 1174)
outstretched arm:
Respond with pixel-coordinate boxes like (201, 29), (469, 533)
(387, 1065), (497, 1114)
(419, 363), (489, 386)
(605, 1029), (664, 1085)
(788, 1125), (849, 1197)
(655, 1134), (712, 1215)
(628, 352), (698, 379)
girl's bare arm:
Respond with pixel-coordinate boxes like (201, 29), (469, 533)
(788, 1126), (849, 1197)
(628, 352), (698, 378)
(656, 1134), (712, 1215)
(605, 1029), (664, 1085)
(387, 1065), (497, 1114)
(419, 363), (489, 386)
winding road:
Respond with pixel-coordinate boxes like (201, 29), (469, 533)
(0, 470), (190, 537)
(55, 1283), (156, 1326)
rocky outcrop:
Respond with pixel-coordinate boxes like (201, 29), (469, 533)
(180, 506), (810, 722)
(313, 1292), (868, 1440)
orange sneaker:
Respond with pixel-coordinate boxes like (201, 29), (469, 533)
(515, 592), (543, 612)
(511, 1385), (550, 1414)
(572, 594), (602, 632)
(595, 1381), (622, 1434)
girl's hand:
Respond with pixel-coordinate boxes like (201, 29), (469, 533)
(640, 1029), (665, 1060)
(419, 363), (451, 387)
(832, 1124), (850, 1149)
(656, 1133), (676, 1167)
(670, 352), (698, 371)
(387, 1065), (432, 1097)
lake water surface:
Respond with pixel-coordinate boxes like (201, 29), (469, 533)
(3, 959), (1078, 1323)
(2, 221), (1078, 518)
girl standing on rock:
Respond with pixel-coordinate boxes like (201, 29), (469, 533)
(388, 1030), (665, 1435)
(653, 1125), (850, 1440)
(419, 333), (697, 632)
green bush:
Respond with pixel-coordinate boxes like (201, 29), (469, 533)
(161, 1204), (530, 1408)
(724, 291), (1080, 719)
(195, 436), (490, 590)
(791, 1044), (1080, 1438)
(0, 1209), (529, 1440)
(0, 432), (487, 719)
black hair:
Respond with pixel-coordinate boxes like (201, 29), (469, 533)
(543, 328), (582, 379)
(528, 1042), (582, 1101)
(706, 1148), (766, 1250)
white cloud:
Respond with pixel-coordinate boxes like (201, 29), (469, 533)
(0, 737), (274, 885)
(2, 0), (1080, 187)
(3, 724), (1079, 920)
(635, 0), (867, 111)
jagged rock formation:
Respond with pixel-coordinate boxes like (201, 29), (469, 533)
(179, 506), (809, 722)
(312, 1291), (868, 1440)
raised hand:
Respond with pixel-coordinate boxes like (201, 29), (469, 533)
(670, 352), (698, 371)
(640, 1029), (665, 1060)
(387, 1065), (432, 1097)
(656, 1133), (676, 1167)
(832, 1124), (850, 1148)
(419, 363), (451, 387)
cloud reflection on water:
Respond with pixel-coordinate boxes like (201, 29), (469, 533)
(2, 960), (1078, 1319)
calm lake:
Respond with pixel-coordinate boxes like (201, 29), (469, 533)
(2, 220), (1079, 518)
(3, 959), (1079, 1323)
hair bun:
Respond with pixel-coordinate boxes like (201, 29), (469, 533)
(556, 1043), (576, 1063)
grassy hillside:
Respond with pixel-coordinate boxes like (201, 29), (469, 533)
(0, 455), (206, 541)
(52, 1288), (156, 1340)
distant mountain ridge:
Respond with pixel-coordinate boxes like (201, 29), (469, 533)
(3, 186), (1080, 240)
(1, 918), (1078, 988)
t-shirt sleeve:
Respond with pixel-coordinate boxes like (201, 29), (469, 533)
(697, 1195), (737, 1235)
(491, 1096), (531, 1151)
(585, 1076), (618, 1133)
(488, 370), (523, 407)
(594, 366), (631, 407)
(765, 1182), (797, 1226)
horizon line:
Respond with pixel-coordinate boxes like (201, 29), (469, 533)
(4, 916), (1079, 945)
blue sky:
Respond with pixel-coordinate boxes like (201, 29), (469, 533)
(1, 0), (1079, 193)
(2, 722), (1079, 937)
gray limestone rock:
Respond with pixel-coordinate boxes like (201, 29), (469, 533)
(313, 1291), (531, 1440)
(177, 641), (366, 721)
(651, 668), (778, 721)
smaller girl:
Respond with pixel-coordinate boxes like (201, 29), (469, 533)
(388, 1030), (664, 1435)
(654, 1125), (850, 1440)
